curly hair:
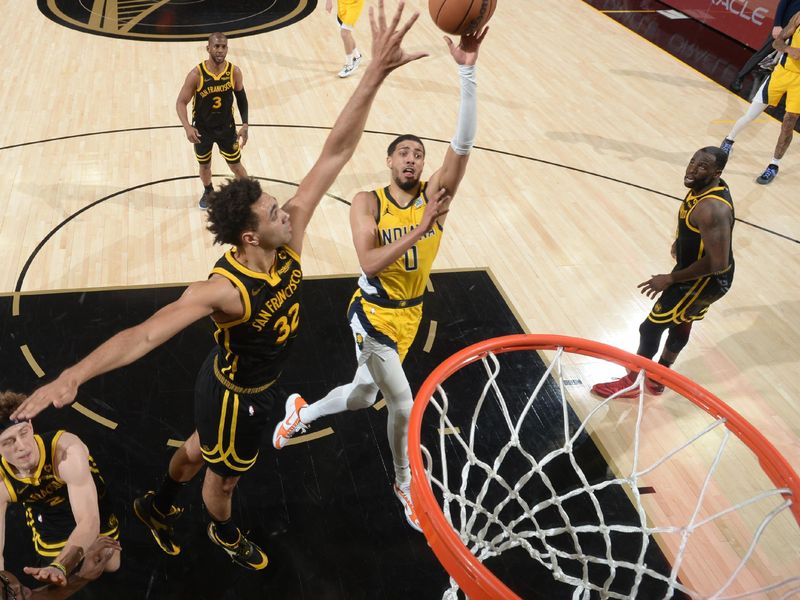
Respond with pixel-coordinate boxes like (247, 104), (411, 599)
(206, 178), (263, 246)
(0, 391), (27, 423)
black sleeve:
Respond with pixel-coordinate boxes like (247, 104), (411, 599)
(234, 88), (248, 124)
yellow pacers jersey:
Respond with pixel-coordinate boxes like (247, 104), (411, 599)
(357, 182), (443, 302)
(778, 30), (800, 74)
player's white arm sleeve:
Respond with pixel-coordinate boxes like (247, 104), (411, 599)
(450, 64), (477, 156)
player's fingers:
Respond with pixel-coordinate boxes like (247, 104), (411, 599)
(431, 186), (448, 200)
(387, 1), (405, 34)
(444, 36), (454, 49)
(11, 397), (35, 420)
(394, 9), (419, 41)
(369, 6), (377, 38)
(377, 0), (386, 30)
(476, 26), (489, 43)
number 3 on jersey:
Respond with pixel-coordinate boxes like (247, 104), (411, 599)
(212, 96), (222, 109)
(273, 303), (300, 343)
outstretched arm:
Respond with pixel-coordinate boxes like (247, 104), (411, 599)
(176, 68), (201, 144)
(12, 277), (240, 420)
(284, 0), (428, 256)
(427, 27), (488, 223)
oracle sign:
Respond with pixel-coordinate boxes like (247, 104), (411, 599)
(660, 0), (779, 48)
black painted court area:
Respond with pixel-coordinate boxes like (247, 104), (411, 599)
(1, 271), (682, 599)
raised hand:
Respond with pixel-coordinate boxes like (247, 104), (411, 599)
(444, 26), (489, 66)
(419, 187), (451, 231)
(367, 0), (428, 75)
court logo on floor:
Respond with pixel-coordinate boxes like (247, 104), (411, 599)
(38, 0), (315, 42)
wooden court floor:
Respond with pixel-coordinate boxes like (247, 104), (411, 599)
(1, 0), (798, 597)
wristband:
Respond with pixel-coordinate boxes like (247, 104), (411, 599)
(49, 561), (68, 577)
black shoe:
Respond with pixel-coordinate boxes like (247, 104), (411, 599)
(133, 491), (183, 555)
(207, 523), (268, 570)
(720, 138), (734, 156)
(729, 78), (743, 92)
(756, 164), (779, 185)
(199, 191), (211, 209)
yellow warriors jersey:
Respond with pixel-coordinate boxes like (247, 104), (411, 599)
(0, 431), (119, 557)
(356, 182), (443, 303)
(192, 61), (236, 131)
(676, 179), (735, 282)
(210, 246), (303, 389)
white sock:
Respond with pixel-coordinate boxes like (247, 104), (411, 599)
(728, 100), (767, 140)
(770, 158), (781, 166)
(345, 52), (354, 66)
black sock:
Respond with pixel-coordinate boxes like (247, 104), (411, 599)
(212, 518), (240, 545)
(204, 183), (213, 193)
(658, 358), (673, 369)
(153, 474), (188, 515)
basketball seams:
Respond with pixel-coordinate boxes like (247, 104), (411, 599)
(430, 0), (495, 36)
(454, 0), (477, 35)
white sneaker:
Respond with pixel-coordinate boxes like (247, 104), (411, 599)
(393, 482), (422, 532)
(272, 393), (309, 449)
(338, 53), (362, 78)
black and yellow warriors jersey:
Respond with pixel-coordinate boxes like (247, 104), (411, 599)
(0, 431), (117, 556)
(192, 61), (236, 132)
(210, 246), (303, 389)
(676, 179), (735, 281)
(356, 182), (443, 303)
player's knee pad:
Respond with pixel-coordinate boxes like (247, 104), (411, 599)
(637, 319), (668, 359)
(665, 322), (693, 354)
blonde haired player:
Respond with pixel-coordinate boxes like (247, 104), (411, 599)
(273, 27), (489, 531)
(327, 0), (365, 77)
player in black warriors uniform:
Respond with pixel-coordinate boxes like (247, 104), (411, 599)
(592, 147), (734, 398)
(14, 2), (428, 571)
(177, 32), (249, 209)
(0, 392), (120, 586)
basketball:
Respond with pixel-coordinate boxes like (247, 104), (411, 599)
(428, 0), (497, 36)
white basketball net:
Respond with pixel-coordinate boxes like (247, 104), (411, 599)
(419, 346), (800, 600)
